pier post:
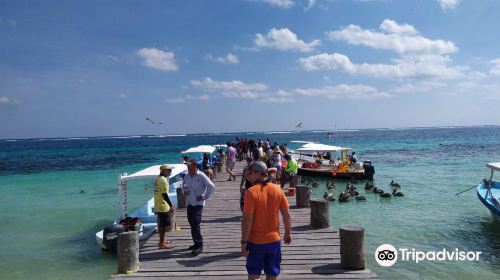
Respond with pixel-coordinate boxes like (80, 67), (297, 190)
(339, 225), (365, 269)
(176, 188), (186, 208)
(295, 184), (311, 207)
(117, 231), (139, 274)
(310, 199), (329, 229)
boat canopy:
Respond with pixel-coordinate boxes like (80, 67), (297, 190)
(213, 144), (227, 148)
(181, 145), (216, 154)
(486, 162), (500, 172)
(290, 140), (317, 144)
(121, 163), (187, 182)
(296, 143), (349, 152)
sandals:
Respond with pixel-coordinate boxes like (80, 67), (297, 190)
(159, 243), (174, 249)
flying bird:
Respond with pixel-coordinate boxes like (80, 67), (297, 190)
(145, 117), (163, 125)
(295, 122), (303, 128)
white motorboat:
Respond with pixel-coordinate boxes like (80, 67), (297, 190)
(95, 163), (187, 251)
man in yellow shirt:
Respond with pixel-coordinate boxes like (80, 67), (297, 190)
(241, 161), (292, 280)
(154, 164), (175, 249)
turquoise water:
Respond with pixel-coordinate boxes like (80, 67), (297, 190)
(1, 127), (499, 279)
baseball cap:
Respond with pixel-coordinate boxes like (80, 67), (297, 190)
(248, 161), (268, 174)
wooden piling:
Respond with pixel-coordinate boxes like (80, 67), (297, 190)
(310, 199), (329, 229)
(295, 184), (311, 207)
(339, 225), (365, 269)
(176, 188), (186, 208)
(117, 231), (139, 274)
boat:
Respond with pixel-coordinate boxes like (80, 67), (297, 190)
(181, 145), (217, 165)
(291, 142), (375, 180)
(477, 162), (500, 221)
(95, 163), (187, 251)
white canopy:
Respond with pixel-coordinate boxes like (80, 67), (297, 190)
(290, 140), (317, 144)
(121, 163), (187, 182)
(296, 143), (349, 152)
(213, 144), (227, 148)
(181, 145), (216, 154)
(486, 162), (500, 172)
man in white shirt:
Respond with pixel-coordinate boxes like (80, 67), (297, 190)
(182, 158), (215, 255)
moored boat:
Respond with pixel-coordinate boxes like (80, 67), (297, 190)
(477, 162), (500, 221)
(291, 142), (375, 180)
(95, 163), (187, 251)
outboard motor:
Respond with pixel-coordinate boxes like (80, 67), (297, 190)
(102, 224), (125, 252)
(363, 160), (375, 181)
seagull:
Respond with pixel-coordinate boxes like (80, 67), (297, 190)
(295, 122), (303, 128)
(145, 117), (163, 125)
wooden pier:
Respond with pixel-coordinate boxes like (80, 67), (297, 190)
(111, 161), (378, 280)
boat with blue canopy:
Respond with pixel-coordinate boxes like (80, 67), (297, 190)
(477, 162), (500, 221)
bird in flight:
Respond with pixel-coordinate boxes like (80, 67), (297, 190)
(295, 122), (303, 128)
(145, 117), (163, 125)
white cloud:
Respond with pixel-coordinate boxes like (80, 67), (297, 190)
(255, 28), (320, 52)
(189, 77), (297, 102)
(326, 20), (457, 55)
(199, 94), (210, 101)
(190, 77), (268, 92)
(379, 19), (418, 35)
(438, 0), (460, 10)
(389, 80), (447, 95)
(251, 0), (294, 8)
(490, 58), (500, 76)
(298, 52), (462, 79)
(119, 94), (127, 98)
(165, 97), (185, 103)
(293, 84), (390, 99)
(0, 96), (20, 104)
(136, 48), (178, 71)
(206, 53), (239, 64)
(302, 20), (462, 80)
(305, 0), (316, 10)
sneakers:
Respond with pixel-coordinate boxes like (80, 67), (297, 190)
(191, 246), (203, 256)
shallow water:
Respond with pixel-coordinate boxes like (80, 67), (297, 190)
(1, 126), (499, 279)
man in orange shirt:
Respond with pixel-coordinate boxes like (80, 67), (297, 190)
(241, 161), (292, 280)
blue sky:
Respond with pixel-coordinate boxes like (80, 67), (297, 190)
(1, 0), (500, 139)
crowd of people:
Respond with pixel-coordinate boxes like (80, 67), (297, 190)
(153, 137), (296, 279)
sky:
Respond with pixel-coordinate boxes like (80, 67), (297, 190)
(2, 0), (500, 139)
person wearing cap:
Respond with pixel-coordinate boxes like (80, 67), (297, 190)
(241, 161), (292, 280)
(182, 158), (215, 256)
(154, 164), (175, 249)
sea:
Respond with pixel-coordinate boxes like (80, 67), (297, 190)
(1, 126), (500, 280)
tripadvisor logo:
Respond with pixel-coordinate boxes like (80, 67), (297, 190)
(375, 244), (398, 267)
(375, 244), (482, 267)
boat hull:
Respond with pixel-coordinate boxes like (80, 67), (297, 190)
(476, 181), (500, 221)
(298, 167), (370, 180)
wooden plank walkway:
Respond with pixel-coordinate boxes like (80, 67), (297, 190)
(111, 161), (378, 279)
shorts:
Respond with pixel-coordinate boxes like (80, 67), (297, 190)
(226, 160), (235, 170)
(246, 241), (281, 276)
(156, 212), (172, 227)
